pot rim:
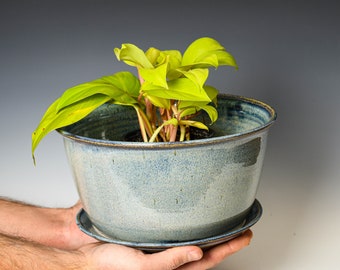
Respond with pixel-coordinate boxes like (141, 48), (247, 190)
(58, 94), (277, 149)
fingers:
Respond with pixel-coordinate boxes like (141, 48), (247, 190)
(224, 229), (253, 255)
(144, 246), (203, 270)
(177, 229), (253, 270)
(80, 230), (253, 270)
(205, 229), (253, 260)
(202, 229), (253, 269)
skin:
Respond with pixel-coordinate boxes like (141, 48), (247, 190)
(0, 198), (253, 269)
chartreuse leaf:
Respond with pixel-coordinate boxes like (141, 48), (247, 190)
(138, 62), (168, 89)
(181, 37), (238, 69)
(33, 37), (238, 157)
(141, 68), (211, 102)
(145, 47), (161, 65)
(178, 85), (217, 107)
(145, 48), (182, 69)
(99, 72), (140, 98)
(199, 105), (218, 123)
(179, 103), (218, 124)
(209, 50), (238, 68)
(32, 94), (111, 161)
(203, 85), (219, 104)
(167, 78), (210, 101)
(180, 68), (209, 88)
(178, 107), (198, 118)
(163, 50), (183, 80)
(57, 72), (140, 111)
(149, 118), (179, 142)
(143, 94), (170, 109)
(162, 50), (182, 68)
(178, 84), (219, 124)
(178, 120), (209, 141)
(114, 43), (153, 69)
(180, 120), (209, 130)
(142, 78), (211, 102)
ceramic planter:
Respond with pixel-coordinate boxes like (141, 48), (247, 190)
(59, 94), (276, 245)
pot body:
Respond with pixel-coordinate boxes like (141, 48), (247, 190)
(60, 94), (276, 242)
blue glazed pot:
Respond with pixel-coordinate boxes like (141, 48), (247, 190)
(59, 94), (276, 242)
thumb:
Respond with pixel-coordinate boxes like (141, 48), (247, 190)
(144, 246), (203, 270)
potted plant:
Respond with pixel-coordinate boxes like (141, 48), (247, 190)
(32, 37), (276, 251)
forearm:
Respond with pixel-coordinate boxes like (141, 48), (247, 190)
(0, 198), (71, 248)
(0, 232), (86, 270)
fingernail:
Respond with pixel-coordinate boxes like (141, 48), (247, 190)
(188, 250), (202, 261)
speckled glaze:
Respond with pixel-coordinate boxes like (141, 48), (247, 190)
(59, 94), (276, 242)
(76, 199), (262, 252)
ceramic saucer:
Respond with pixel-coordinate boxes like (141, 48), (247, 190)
(76, 199), (262, 252)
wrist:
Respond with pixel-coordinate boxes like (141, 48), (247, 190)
(0, 199), (66, 247)
(0, 198), (92, 250)
(0, 232), (87, 270)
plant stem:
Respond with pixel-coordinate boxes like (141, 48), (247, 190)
(137, 68), (160, 142)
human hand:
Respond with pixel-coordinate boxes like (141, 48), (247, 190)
(79, 229), (253, 270)
(0, 198), (252, 269)
(176, 229), (253, 270)
(62, 201), (98, 249)
(65, 201), (252, 269)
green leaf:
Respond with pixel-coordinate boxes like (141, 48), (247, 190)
(165, 50), (184, 80)
(199, 104), (218, 123)
(179, 68), (209, 88)
(203, 85), (219, 104)
(178, 85), (218, 108)
(209, 50), (238, 68)
(180, 120), (209, 130)
(167, 78), (211, 101)
(143, 94), (170, 109)
(57, 72), (140, 111)
(149, 118), (179, 142)
(181, 37), (238, 69)
(139, 62), (168, 89)
(178, 107), (199, 118)
(162, 50), (182, 70)
(99, 72), (140, 98)
(114, 43), (153, 69)
(145, 47), (161, 65)
(32, 94), (111, 160)
(142, 78), (211, 102)
(179, 103), (218, 124)
(32, 37), (238, 152)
